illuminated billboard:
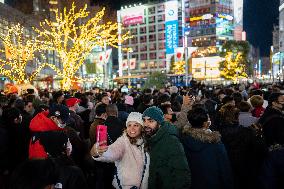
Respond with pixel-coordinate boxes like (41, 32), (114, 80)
(191, 56), (223, 79)
(233, 0), (243, 26)
(120, 6), (145, 26)
(165, 0), (178, 54)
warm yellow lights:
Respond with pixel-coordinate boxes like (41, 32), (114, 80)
(0, 24), (51, 84)
(35, 2), (131, 90)
(220, 51), (248, 81)
(172, 61), (185, 75)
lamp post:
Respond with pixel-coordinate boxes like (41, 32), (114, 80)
(103, 39), (109, 89)
(127, 47), (133, 88)
(184, 31), (189, 86)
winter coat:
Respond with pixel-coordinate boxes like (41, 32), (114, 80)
(218, 123), (266, 189)
(258, 107), (284, 146)
(53, 157), (89, 189)
(259, 145), (284, 189)
(181, 127), (233, 189)
(69, 110), (84, 139)
(147, 121), (191, 189)
(94, 133), (149, 189)
(29, 111), (64, 159)
(173, 104), (191, 130)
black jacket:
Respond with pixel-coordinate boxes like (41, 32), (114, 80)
(219, 123), (266, 189)
(181, 128), (233, 189)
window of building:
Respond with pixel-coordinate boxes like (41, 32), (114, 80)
(149, 25), (156, 33)
(140, 43), (147, 51)
(159, 42), (165, 50)
(131, 28), (137, 35)
(150, 52), (157, 59)
(140, 53), (147, 60)
(131, 37), (138, 44)
(140, 36), (147, 43)
(148, 6), (156, 14)
(158, 33), (165, 40)
(149, 43), (156, 50)
(149, 34), (156, 42)
(158, 24), (165, 31)
(149, 16), (155, 23)
(158, 14), (165, 22)
(158, 51), (165, 59)
(157, 4), (165, 12)
(140, 26), (146, 34)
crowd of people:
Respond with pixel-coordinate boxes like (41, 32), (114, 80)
(0, 81), (284, 189)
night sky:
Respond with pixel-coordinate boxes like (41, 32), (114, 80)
(243, 0), (279, 56)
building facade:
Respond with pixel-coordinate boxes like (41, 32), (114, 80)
(118, 0), (235, 78)
(188, 0), (234, 47)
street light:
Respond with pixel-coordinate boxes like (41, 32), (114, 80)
(184, 31), (189, 86)
(127, 47), (133, 88)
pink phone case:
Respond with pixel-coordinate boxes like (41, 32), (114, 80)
(96, 125), (107, 147)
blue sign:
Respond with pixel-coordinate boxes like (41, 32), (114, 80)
(165, 20), (179, 54)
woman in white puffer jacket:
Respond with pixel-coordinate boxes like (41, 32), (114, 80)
(90, 112), (149, 189)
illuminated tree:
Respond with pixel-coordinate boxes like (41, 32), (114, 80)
(219, 52), (248, 81)
(219, 40), (252, 80)
(35, 2), (131, 90)
(0, 24), (51, 84)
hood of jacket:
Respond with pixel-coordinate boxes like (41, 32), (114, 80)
(147, 121), (178, 145)
(29, 111), (63, 132)
(182, 127), (221, 152)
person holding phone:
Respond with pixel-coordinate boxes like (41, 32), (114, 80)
(90, 112), (149, 189)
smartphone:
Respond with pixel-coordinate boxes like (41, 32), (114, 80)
(96, 125), (107, 147)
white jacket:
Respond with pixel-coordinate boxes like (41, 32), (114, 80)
(94, 134), (150, 189)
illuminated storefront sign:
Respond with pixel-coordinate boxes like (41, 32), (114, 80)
(165, 1), (178, 54)
(217, 13), (233, 21)
(190, 13), (233, 22)
(120, 6), (145, 26)
(191, 56), (223, 79)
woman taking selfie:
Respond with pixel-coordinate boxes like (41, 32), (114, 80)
(90, 112), (149, 189)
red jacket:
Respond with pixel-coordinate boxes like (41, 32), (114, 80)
(29, 111), (63, 159)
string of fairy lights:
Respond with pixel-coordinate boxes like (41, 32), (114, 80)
(0, 2), (131, 90)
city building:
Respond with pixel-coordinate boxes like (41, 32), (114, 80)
(118, 0), (238, 83)
(188, 0), (234, 47)
(279, 0), (284, 79)
(117, 0), (189, 79)
(233, 0), (244, 41)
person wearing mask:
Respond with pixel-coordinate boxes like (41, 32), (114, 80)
(181, 107), (233, 189)
(142, 106), (191, 189)
(90, 112), (149, 189)
(29, 104), (71, 159)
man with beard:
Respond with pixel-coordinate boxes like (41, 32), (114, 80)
(142, 106), (191, 189)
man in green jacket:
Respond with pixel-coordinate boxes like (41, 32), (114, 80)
(143, 106), (191, 189)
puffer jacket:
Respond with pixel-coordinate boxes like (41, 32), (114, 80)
(147, 121), (191, 189)
(94, 133), (149, 189)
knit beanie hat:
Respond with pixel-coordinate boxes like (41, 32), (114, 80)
(126, 112), (143, 126)
(143, 106), (164, 124)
